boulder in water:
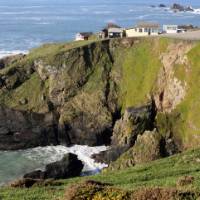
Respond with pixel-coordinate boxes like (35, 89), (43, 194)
(159, 4), (167, 8)
(44, 153), (83, 179)
(24, 153), (83, 180)
(171, 3), (194, 12)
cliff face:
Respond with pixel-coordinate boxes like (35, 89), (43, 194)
(0, 38), (199, 153)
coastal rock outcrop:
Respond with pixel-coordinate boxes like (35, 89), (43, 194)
(0, 38), (199, 152)
(171, 3), (194, 12)
(93, 102), (156, 164)
(106, 130), (164, 171)
(24, 153), (83, 179)
(0, 106), (60, 150)
(154, 42), (193, 113)
(159, 4), (166, 8)
(111, 103), (156, 148)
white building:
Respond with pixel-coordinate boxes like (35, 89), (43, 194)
(108, 27), (124, 38)
(163, 25), (178, 34)
(75, 32), (93, 41)
(126, 22), (160, 37)
(99, 23), (124, 39)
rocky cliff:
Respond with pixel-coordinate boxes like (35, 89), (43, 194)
(0, 38), (200, 159)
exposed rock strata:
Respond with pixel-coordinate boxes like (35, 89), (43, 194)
(112, 103), (156, 147)
(0, 106), (60, 150)
(106, 130), (164, 171)
(154, 42), (193, 113)
(93, 102), (156, 164)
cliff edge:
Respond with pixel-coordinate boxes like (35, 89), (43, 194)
(0, 38), (199, 158)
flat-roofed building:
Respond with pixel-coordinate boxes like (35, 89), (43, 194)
(163, 25), (178, 34)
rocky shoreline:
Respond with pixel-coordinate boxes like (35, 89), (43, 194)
(152, 3), (196, 13)
(10, 153), (83, 188)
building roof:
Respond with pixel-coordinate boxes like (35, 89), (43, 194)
(136, 22), (160, 28)
(106, 23), (121, 29)
(108, 27), (123, 33)
(102, 23), (122, 31)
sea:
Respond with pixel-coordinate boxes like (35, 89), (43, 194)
(0, 0), (200, 186)
(0, 145), (108, 186)
(0, 0), (200, 57)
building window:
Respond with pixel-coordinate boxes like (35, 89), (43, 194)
(144, 28), (148, 32)
(139, 28), (143, 33)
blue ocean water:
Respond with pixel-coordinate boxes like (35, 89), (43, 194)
(0, 0), (200, 56)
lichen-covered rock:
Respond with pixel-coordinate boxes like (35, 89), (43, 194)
(131, 130), (163, 163)
(92, 102), (156, 164)
(112, 103), (156, 148)
(106, 130), (163, 171)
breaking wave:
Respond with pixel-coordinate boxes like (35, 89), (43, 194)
(0, 145), (108, 186)
(0, 50), (28, 59)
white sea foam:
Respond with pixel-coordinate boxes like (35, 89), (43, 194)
(35, 22), (52, 25)
(0, 145), (109, 186)
(0, 11), (33, 15)
(164, 6), (200, 15)
(193, 8), (200, 14)
(135, 14), (150, 20)
(0, 50), (28, 59)
(24, 145), (109, 174)
(93, 11), (112, 15)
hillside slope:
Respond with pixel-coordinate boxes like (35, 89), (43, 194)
(1, 147), (200, 200)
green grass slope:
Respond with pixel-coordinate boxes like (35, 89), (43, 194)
(116, 38), (167, 111)
(1, 148), (200, 200)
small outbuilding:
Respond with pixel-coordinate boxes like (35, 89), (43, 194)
(163, 25), (178, 34)
(126, 22), (160, 37)
(75, 32), (93, 41)
(99, 23), (124, 39)
(108, 27), (123, 38)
